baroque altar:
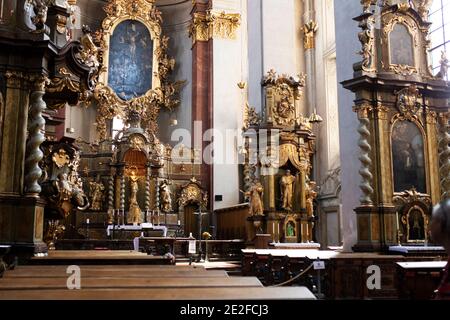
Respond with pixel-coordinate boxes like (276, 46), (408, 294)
(241, 70), (321, 244)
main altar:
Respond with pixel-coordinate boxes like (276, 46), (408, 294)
(38, 0), (209, 248)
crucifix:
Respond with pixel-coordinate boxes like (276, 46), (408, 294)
(193, 209), (208, 262)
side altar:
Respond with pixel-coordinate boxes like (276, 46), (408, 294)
(239, 70), (323, 244)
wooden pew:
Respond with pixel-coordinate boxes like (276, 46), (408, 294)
(2, 268), (228, 278)
(29, 250), (173, 265)
(0, 276), (262, 289)
(0, 287), (316, 300)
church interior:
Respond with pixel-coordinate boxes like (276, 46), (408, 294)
(0, 0), (450, 301)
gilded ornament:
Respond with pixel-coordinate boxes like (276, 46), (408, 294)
(394, 84), (422, 121)
(52, 149), (70, 168)
(302, 20), (318, 50)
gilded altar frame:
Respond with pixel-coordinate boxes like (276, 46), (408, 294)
(344, 2), (450, 251)
(98, 0), (162, 93)
(93, 0), (177, 139)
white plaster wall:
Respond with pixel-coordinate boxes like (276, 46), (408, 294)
(212, 0), (247, 209)
(247, 0), (263, 113)
(334, 0), (361, 252)
(261, 0), (297, 75)
(158, 1), (193, 146)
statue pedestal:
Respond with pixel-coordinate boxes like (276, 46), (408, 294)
(254, 234), (272, 249)
(246, 215), (265, 242)
(0, 194), (47, 259)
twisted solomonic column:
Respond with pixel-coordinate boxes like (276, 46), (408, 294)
(24, 79), (47, 195)
(439, 115), (450, 199)
(120, 175), (125, 211)
(356, 106), (374, 205)
(108, 174), (114, 210)
(145, 167), (151, 212)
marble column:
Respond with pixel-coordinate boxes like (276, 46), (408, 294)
(24, 78), (47, 195)
(191, 0), (213, 210)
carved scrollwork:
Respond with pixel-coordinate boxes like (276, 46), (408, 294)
(393, 187), (431, 207)
(93, 0), (182, 140)
(357, 15), (376, 72)
(178, 177), (208, 210)
(188, 11), (241, 44)
(262, 70), (305, 127)
(243, 102), (261, 130)
(393, 84), (423, 122)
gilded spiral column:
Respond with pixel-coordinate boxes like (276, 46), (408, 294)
(355, 106), (373, 205)
(24, 79), (47, 195)
(145, 167), (151, 211)
(108, 174), (114, 209)
(155, 177), (160, 211)
(439, 114), (450, 199)
(120, 175), (125, 211)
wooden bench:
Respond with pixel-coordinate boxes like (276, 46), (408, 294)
(396, 261), (447, 300)
(0, 276), (262, 289)
(28, 250), (173, 265)
(2, 268), (228, 278)
(0, 287), (316, 300)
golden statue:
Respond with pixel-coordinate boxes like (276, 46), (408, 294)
(244, 181), (264, 216)
(89, 180), (105, 211)
(305, 181), (318, 242)
(280, 170), (296, 211)
(127, 171), (143, 224)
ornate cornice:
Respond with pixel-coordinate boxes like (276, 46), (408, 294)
(189, 11), (241, 44)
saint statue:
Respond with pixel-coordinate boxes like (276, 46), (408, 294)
(53, 173), (72, 202)
(286, 221), (296, 237)
(280, 170), (296, 211)
(160, 180), (172, 213)
(127, 171), (143, 224)
(89, 179), (105, 211)
(305, 181), (318, 242)
(244, 181), (264, 216)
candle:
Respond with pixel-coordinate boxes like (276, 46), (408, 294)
(178, 220), (181, 226)
(396, 211), (399, 231)
(86, 218), (90, 224)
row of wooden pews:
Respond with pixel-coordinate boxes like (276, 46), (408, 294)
(0, 263), (316, 300)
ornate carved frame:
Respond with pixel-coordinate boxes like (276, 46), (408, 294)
(93, 0), (178, 139)
(381, 6), (433, 77)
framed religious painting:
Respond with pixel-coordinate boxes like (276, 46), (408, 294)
(93, 0), (166, 139)
(389, 23), (415, 67)
(391, 120), (426, 194)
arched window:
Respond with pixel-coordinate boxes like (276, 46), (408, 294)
(389, 23), (414, 66)
(429, 0), (450, 80)
(112, 116), (125, 139)
(391, 121), (426, 193)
